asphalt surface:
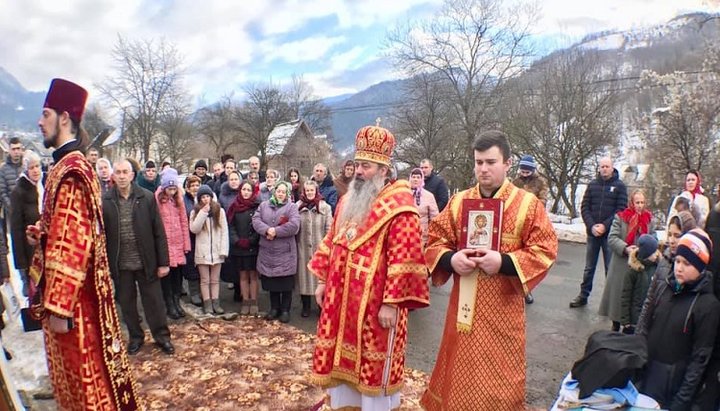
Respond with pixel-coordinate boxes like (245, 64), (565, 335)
(276, 241), (612, 409)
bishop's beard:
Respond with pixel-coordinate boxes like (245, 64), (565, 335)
(337, 173), (386, 227)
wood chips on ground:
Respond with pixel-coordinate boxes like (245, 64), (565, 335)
(130, 318), (429, 410)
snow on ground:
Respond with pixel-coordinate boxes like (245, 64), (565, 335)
(549, 213), (667, 244)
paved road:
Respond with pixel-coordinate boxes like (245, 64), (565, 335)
(280, 242), (613, 408)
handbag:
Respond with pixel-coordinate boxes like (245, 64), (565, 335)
(20, 307), (42, 332)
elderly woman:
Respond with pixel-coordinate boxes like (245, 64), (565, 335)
(599, 189), (655, 332)
(258, 169), (279, 202)
(9, 150), (43, 297)
(252, 181), (300, 323)
(296, 180), (332, 317)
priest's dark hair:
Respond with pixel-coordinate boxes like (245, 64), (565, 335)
(472, 130), (511, 161)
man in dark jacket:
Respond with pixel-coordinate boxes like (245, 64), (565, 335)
(570, 157), (628, 307)
(137, 160), (161, 193)
(0, 137), (24, 221)
(192, 159), (213, 185)
(420, 159), (449, 211)
(103, 159), (175, 355)
(312, 163), (338, 215)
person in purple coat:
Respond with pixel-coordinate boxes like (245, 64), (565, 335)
(252, 181), (300, 323)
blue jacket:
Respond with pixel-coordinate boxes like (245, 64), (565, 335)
(581, 169), (627, 236)
(424, 172), (449, 211)
(316, 175), (338, 215)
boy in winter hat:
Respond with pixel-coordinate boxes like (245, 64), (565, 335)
(640, 228), (720, 409)
(621, 234), (659, 334)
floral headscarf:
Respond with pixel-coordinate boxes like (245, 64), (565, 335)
(270, 181), (292, 206)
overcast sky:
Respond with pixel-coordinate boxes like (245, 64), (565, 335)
(1, 0), (716, 106)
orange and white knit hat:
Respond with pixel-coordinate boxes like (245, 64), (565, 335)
(676, 228), (712, 273)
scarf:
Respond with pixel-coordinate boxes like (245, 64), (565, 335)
(226, 193), (258, 223)
(270, 181), (291, 207)
(685, 172), (705, 198)
(617, 206), (652, 246)
(298, 190), (324, 212)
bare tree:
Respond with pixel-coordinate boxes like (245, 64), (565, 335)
(236, 83), (293, 167)
(195, 95), (242, 160)
(82, 105), (112, 155)
(391, 73), (458, 176)
(287, 74), (332, 135)
(502, 49), (621, 217)
(156, 109), (195, 171)
(387, 0), (537, 187)
(97, 35), (186, 162)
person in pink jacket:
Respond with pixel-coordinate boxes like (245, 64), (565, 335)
(410, 168), (439, 248)
(155, 168), (191, 319)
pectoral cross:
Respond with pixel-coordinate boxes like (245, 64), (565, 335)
(460, 303), (471, 320)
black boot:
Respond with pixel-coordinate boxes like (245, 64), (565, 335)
(162, 278), (180, 320)
(173, 294), (186, 317)
(301, 295), (311, 318)
(611, 321), (621, 332)
(265, 292), (280, 320)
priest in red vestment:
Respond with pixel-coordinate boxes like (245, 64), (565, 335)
(309, 124), (430, 410)
(421, 130), (558, 411)
(28, 78), (142, 410)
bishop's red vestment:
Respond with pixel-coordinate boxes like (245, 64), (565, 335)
(308, 180), (430, 398)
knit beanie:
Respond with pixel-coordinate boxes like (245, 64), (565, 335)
(197, 184), (214, 199)
(519, 155), (536, 171)
(194, 159), (208, 170)
(145, 160), (156, 169)
(636, 234), (658, 260)
(676, 229), (712, 273)
(160, 168), (179, 190)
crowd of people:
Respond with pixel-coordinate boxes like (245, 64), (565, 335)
(3, 76), (720, 411)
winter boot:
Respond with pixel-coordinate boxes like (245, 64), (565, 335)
(249, 300), (259, 317)
(212, 299), (224, 314)
(203, 300), (213, 315)
(301, 295), (311, 318)
(164, 290), (181, 320)
(187, 280), (202, 307)
(240, 301), (250, 316)
(173, 294), (186, 317)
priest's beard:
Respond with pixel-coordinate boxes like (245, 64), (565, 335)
(42, 118), (60, 149)
(337, 173), (386, 227)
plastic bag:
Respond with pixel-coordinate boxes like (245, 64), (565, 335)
(0, 282), (21, 323)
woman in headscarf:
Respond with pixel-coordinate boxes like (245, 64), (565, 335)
(296, 180), (332, 317)
(599, 189), (655, 332)
(667, 170), (710, 229)
(409, 168), (439, 248)
(252, 181), (300, 323)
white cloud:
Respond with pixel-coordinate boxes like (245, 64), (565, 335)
(262, 35), (347, 64)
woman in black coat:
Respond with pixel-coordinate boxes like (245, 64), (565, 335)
(9, 151), (43, 297)
(227, 181), (260, 316)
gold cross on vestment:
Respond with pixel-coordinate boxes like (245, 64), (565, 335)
(348, 255), (372, 280)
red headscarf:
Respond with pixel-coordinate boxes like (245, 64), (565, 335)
(684, 170), (704, 198)
(226, 185), (258, 223)
(616, 193), (652, 246)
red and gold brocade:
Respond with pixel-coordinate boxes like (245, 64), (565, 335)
(308, 180), (430, 396)
(29, 152), (141, 411)
(421, 180), (558, 411)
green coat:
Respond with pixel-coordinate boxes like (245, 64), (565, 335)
(598, 214), (656, 322)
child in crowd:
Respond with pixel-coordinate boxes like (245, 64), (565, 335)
(640, 229), (720, 409)
(620, 234), (659, 334)
(190, 185), (229, 315)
